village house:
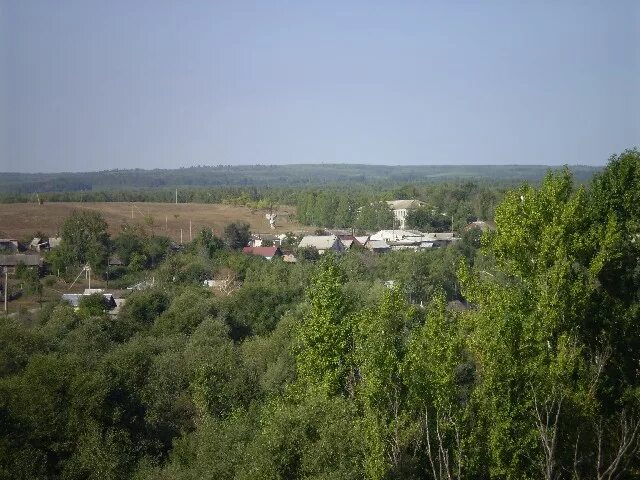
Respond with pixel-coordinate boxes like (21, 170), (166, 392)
(0, 254), (43, 274)
(61, 291), (118, 310)
(355, 235), (369, 245)
(248, 233), (284, 248)
(337, 234), (362, 250)
(365, 239), (391, 253)
(369, 230), (460, 251)
(242, 245), (283, 260)
(298, 235), (345, 254)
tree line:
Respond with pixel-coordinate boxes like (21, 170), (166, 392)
(0, 164), (600, 195)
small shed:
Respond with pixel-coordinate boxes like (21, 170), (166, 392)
(108, 255), (125, 267)
(0, 239), (19, 252)
(0, 254), (42, 273)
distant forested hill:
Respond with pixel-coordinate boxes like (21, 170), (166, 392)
(0, 164), (601, 194)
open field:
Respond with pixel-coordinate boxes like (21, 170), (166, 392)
(0, 202), (305, 241)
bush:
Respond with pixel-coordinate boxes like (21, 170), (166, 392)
(78, 293), (108, 316)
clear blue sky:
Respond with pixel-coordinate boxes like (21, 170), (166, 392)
(1, 1), (638, 172)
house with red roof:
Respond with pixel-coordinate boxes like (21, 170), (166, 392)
(242, 246), (283, 260)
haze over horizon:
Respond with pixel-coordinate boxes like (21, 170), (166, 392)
(1, 1), (638, 173)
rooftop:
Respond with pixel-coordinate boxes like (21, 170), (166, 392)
(298, 235), (342, 250)
(242, 246), (282, 257)
(0, 254), (42, 266)
(386, 199), (425, 210)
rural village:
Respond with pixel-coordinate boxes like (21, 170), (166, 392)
(0, 198), (489, 316)
(2, 2), (638, 477)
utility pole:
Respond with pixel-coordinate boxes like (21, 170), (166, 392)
(175, 189), (178, 204)
(131, 204), (134, 219)
(180, 228), (183, 244)
(165, 215), (168, 230)
(189, 220), (192, 241)
(3, 267), (7, 315)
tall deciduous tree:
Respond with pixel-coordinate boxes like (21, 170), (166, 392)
(460, 165), (640, 478)
(224, 222), (251, 250)
(295, 258), (354, 395)
(59, 210), (110, 270)
(356, 288), (415, 479)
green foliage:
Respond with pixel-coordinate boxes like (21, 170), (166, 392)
(406, 207), (452, 232)
(113, 225), (171, 271)
(157, 254), (211, 285)
(78, 293), (109, 317)
(0, 318), (46, 377)
(355, 201), (394, 231)
(356, 288), (415, 478)
(15, 265), (42, 296)
(0, 164), (599, 205)
(218, 284), (301, 338)
(192, 228), (224, 258)
(295, 258), (354, 395)
(59, 210), (110, 271)
(152, 288), (216, 336)
(1, 152), (639, 480)
(109, 289), (167, 343)
(459, 162), (640, 478)
(294, 246), (320, 262)
(113, 226), (145, 265)
(224, 222), (251, 250)
(237, 394), (365, 480)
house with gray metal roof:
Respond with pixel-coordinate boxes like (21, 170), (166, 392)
(298, 235), (344, 254)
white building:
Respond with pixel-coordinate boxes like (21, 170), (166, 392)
(369, 230), (460, 251)
(386, 200), (425, 229)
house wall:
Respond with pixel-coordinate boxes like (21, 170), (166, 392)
(393, 209), (408, 229)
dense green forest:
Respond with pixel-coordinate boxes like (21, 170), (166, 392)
(0, 164), (600, 196)
(294, 182), (502, 230)
(1, 150), (639, 479)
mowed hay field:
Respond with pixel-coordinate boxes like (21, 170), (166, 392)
(0, 202), (305, 241)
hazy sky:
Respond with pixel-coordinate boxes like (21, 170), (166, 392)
(1, 1), (638, 173)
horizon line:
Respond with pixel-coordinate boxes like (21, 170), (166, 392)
(1, 163), (604, 176)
